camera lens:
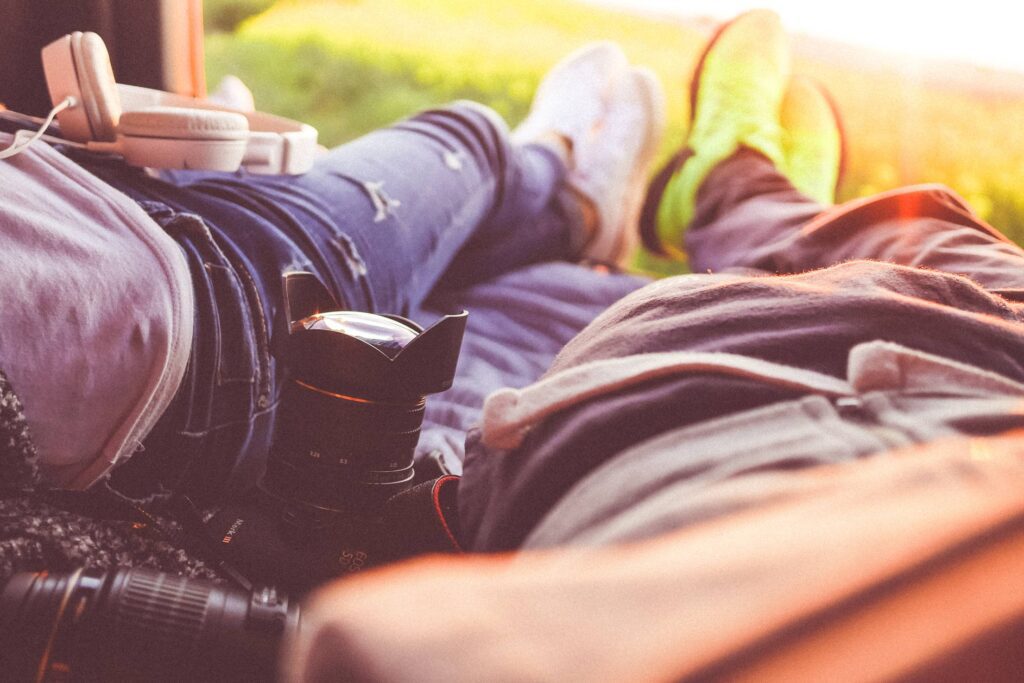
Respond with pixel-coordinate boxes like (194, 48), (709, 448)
(299, 311), (418, 359)
(0, 568), (299, 682)
(268, 309), (466, 513)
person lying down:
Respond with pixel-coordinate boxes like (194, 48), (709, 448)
(3, 9), (1024, 680)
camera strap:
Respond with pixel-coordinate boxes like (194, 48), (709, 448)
(91, 483), (259, 592)
(380, 475), (463, 558)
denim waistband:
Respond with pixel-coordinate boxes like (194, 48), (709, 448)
(108, 200), (276, 502)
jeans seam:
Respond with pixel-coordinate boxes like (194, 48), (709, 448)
(219, 249), (272, 408)
(176, 400), (279, 439)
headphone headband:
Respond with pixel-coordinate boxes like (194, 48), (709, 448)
(115, 84), (319, 174)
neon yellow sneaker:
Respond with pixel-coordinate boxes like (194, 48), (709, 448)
(780, 75), (845, 205)
(640, 9), (790, 260)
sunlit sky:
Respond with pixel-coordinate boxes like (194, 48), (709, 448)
(585, 0), (1024, 72)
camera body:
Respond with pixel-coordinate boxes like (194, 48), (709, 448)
(202, 272), (467, 590)
(203, 470), (462, 590)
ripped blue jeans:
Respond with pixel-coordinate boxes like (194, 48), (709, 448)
(85, 103), (576, 501)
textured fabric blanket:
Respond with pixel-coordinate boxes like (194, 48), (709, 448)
(0, 368), (219, 582)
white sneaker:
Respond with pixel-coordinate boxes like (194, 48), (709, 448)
(572, 66), (667, 264)
(207, 75), (256, 112)
(512, 42), (629, 152)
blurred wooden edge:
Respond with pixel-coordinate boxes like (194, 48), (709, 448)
(286, 432), (1024, 682)
(704, 510), (1024, 682)
(163, 0), (206, 98)
(0, 0), (207, 114)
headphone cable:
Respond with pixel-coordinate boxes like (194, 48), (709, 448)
(0, 97), (84, 160)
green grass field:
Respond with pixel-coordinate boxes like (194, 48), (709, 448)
(204, 0), (1024, 272)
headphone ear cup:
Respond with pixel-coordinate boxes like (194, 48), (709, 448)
(116, 107), (250, 171)
(117, 107), (250, 141)
(69, 32), (122, 142)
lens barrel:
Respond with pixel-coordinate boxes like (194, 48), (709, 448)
(266, 308), (467, 513)
(0, 568), (299, 682)
(268, 377), (421, 510)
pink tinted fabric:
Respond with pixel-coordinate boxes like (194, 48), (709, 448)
(0, 135), (192, 488)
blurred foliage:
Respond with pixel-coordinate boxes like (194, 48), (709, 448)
(204, 0), (278, 32)
(204, 0), (1024, 274)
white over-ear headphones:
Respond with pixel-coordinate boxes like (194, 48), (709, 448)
(39, 31), (318, 174)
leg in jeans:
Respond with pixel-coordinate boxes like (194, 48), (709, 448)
(159, 102), (578, 317)
(108, 45), (662, 501)
(104, 103), (580, 501)
(687, 150), (1024, 301)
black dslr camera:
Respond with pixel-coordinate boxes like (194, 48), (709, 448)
(202, 272), (468, 590)
(0, 273), (466, 681)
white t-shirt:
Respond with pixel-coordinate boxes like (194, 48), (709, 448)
(0, 134), (193, 488)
